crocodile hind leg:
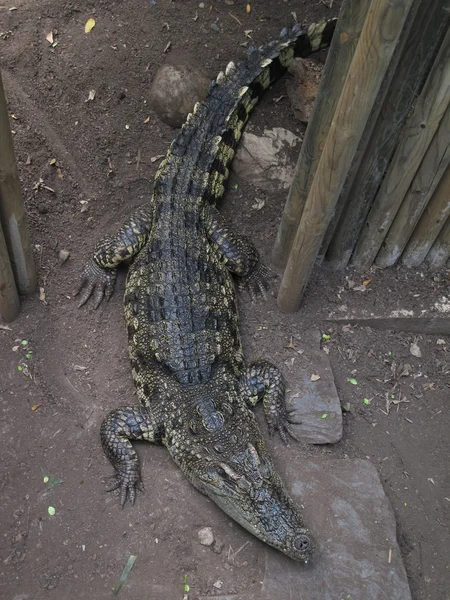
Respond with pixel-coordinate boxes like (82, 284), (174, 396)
(76, 204), (153, 308)
(201, 203), (272, 299)
(240, 360), (294, 444)
(100, 404), (163, 506)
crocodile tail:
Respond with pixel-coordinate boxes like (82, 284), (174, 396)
(201, 18), (337, 204)
(154, 19), (336, 204)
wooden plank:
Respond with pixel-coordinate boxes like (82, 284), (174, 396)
(277, 0), (416, 313)
(351, 24), (450, 270)
(271, 0), (371, 269)
(325, 0), (450, 268)
(401, 161), (450, 268)
(0, 220), (20, 322)
(426, 216), (450, 270)
(0, 70), (36, 295)
(376, 104), (450, 267)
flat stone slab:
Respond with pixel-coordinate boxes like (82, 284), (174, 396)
(262, 459), (412, 600)
(286, 329), (343, 444)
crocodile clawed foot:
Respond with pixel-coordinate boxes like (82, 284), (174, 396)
(75, 258), (117, 308)
(105, 469), (144, 507)
(237, 261), (273, 301)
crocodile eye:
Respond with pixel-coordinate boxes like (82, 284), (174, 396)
(293, 534), (311, 553)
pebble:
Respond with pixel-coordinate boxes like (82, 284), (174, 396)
(198, 526), (214, 546)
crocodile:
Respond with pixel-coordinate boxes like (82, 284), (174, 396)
(76, 18), (336, 562)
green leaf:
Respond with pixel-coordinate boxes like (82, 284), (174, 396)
(114, 555), (137, 595)
(17, 365), (23, 371)
(48, 506), (56, 516)
(348, 378), (357, 385)
(21, 340), (29, 346)
(363, 398), (371, 405)
(321, 413), (328, 419)
(322, 333), (331, 341)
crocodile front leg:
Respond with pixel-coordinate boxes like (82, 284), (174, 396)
(201, 204), (271, 299)
(240, 360), (294, 443)
(100, 404), (163, 506)
(76, 204), (153, 308)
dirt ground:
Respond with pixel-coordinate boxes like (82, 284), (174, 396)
(1, 1), (449, 599)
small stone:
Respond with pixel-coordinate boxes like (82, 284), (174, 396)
(213, 538), (224, 554)
(213, 580), (223, 589)
(59, 249), (70, 264)
(198, 526), (215, 546)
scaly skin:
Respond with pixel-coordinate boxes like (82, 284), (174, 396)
(77, 19), (336, 562)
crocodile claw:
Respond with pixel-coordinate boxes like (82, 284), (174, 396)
(75, 258), (117, 308)
(237, 261), (272, 301)
(105, 470), (144, 507)
(268, 408), (296, 445)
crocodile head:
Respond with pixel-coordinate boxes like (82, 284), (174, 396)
(196, 441), (315, 562)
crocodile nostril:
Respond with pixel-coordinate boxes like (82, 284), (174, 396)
(293, 534), (310, 552)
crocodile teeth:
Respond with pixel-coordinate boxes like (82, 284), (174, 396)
(216, 71), (226, 85)
(225, 61), (236, 76)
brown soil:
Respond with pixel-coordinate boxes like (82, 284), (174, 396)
(1, 2), (449, 599)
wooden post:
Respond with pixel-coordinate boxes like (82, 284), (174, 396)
(401, 160), (450, 268)
(351, 25), (450, 271)
(277, 0), (415, 313)
(325, 0), (450, 268)
(376, 105), (450, 267)
(0, 220), (20, 322)
(0, 70), (36, 295)
(426, 217), (450, 270)
(271, 0), (371, 269)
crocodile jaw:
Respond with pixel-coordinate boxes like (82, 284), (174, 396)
(203, 477), (315, 562)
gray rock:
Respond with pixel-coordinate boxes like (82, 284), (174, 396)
(149, 62), (210, 128)
(262, 459), (412, 600)
(286, 329), (342, 444)
(232, 127), (301, 192)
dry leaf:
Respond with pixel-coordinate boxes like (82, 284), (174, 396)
(246, 4), (251, 13)
(150, 154), (165, 163)
(31, 404), (41, 411)
(143, 116), (150, 124)
(39, 287), (47, 305)
(86, 89), (96, 102)
(46, 31), (54, 44)
(84, 18), (96, 34)
(310, 373), (321, 382)
(363, 279), (371, 286)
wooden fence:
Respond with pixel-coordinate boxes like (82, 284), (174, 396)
(276, 0), (450, 312)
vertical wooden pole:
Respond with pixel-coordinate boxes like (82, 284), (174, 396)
(402, 160), (450, 267)
(0, 70), (36, 295)
(351, 25), (450, 270)
(325, 0), (450, 268)
(0, 220), (20, 322)
(271, 0), (371, 269)
(277, 0), (415, 313)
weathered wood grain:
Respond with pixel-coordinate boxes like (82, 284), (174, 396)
(376, 105), (450, 267)
(402, 161), (450, 268)
(351, 24), (450, 270)
(277, 0), (416, 312)
(325, 0), (450, 269)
